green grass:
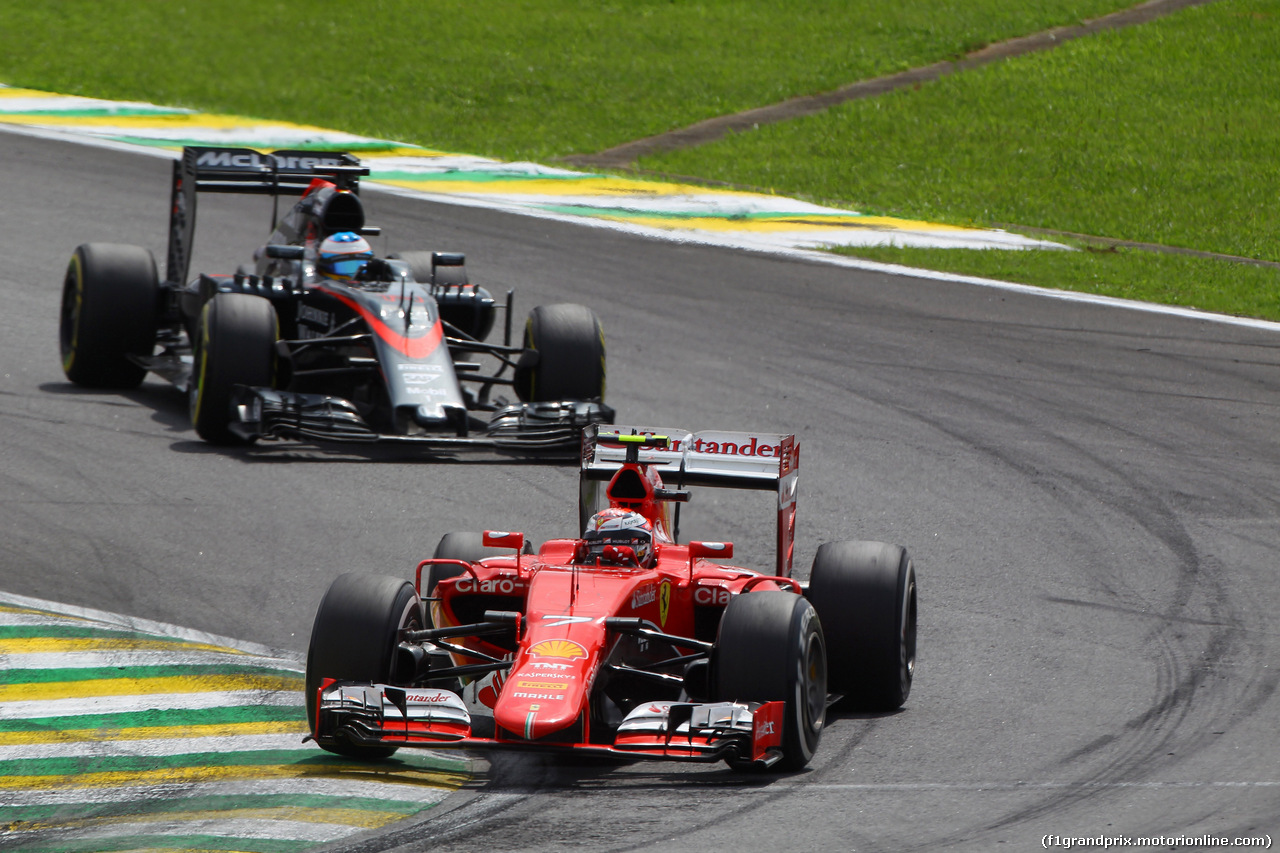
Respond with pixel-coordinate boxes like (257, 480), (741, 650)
(2, 0), (1278, 320)
(0, 0), (1134, 161)
(642, 0), (1280, 319)
(831, 240), (1280, 320)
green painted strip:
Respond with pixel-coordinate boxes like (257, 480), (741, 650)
(1, 748), (323, 776)
(1, 749), (460, 777)
(0, 108), (189, 118)
(12, 834), (313, 853)
(0, 792), (428, 824)
(0, 665), (302, 685)
(0, 704), (302, 733)
(537, 203), (868, 222)
(0, 625), (188, 640)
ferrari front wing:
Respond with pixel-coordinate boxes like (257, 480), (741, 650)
(312, 681), (786, 767)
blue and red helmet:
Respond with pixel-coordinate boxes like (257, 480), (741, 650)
(318, 232), (373, 281)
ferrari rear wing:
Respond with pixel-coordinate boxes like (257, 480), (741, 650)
(579, 424), (799, 576)
(165, 145), (369, 286)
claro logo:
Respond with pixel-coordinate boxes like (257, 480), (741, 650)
(454, 577), (524, 594)
(694, 586), (731, 606)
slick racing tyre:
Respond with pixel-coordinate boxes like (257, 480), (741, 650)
(426, 531), (491, 599)
(808, 540), (917, 711)
(189, 293), (277, 445)
(713, 591), (827, 771)
(59, 243), (159, 388)
(513, 303), (606, 403)
(305, 573), (425, 759)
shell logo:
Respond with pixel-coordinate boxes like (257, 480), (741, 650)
(529, 639), (587, 660)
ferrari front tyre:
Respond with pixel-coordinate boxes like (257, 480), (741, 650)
(59, 243), (158, 388)
(513, 303), (606, 403)
(713, 590), (826, 771)
(189, 292), (277, 445)
(305, 573), (425, 759)
(807, 540), (917, 711)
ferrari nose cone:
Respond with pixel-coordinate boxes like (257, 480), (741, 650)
(494, 639), (593, 741)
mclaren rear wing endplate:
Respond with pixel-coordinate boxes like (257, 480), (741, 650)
(165, 145), (369, 286)
(580, 424), (799, 577)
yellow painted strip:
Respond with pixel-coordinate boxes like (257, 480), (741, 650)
(14, 805), (411, 833)
(0, 720), (307, 746)
(0, 637), (254, 656)
(592, 213), (975, 234)
(374, 175), (761, 198)
(0, 87), (76, 98)
(1, 762), (468, 791)
(0, 113), (319, 130)
(0, 604), (99, 621)
(0, 673), (301, 702)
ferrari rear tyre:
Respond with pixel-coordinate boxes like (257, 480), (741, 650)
(426, 532), (490, 598)
(59, 243), (158, 388)
(305, 573), (425, 759)
(513, 303), (606, 403)
(713, 591), (826, 771)
(189, 293), (277, 445)
(808, 540), (916, 711)
(426, 531), (534, 606)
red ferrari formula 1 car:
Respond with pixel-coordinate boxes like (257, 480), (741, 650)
(305, 425), (917, 770)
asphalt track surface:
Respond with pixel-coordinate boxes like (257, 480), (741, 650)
(4, 131), (1280, 851)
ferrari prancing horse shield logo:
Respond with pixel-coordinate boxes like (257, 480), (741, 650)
(659, 580), (671, 628)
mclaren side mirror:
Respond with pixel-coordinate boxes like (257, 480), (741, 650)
(264, 244), (306, 260)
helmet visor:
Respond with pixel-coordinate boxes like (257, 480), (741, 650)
(321, 257), (370, 279)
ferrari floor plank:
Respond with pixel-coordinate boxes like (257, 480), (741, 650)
(0, 593), (469, 853)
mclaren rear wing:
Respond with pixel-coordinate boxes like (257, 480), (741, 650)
(579, 424), (799, 577)
(165, 145), (369, 286)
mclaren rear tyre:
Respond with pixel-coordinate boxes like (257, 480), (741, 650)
(808, 540), (917, 711)
(713, 590), (827, 771)
(305, 573), (425, 760)
(513, 303), (606, 403)
(189, 292), (277, 446)
(59, 243), (159, 388)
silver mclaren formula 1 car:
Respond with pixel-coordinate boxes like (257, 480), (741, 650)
(59, 146), (612, 454)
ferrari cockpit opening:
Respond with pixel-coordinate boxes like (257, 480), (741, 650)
(578, 508), (656, 568)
